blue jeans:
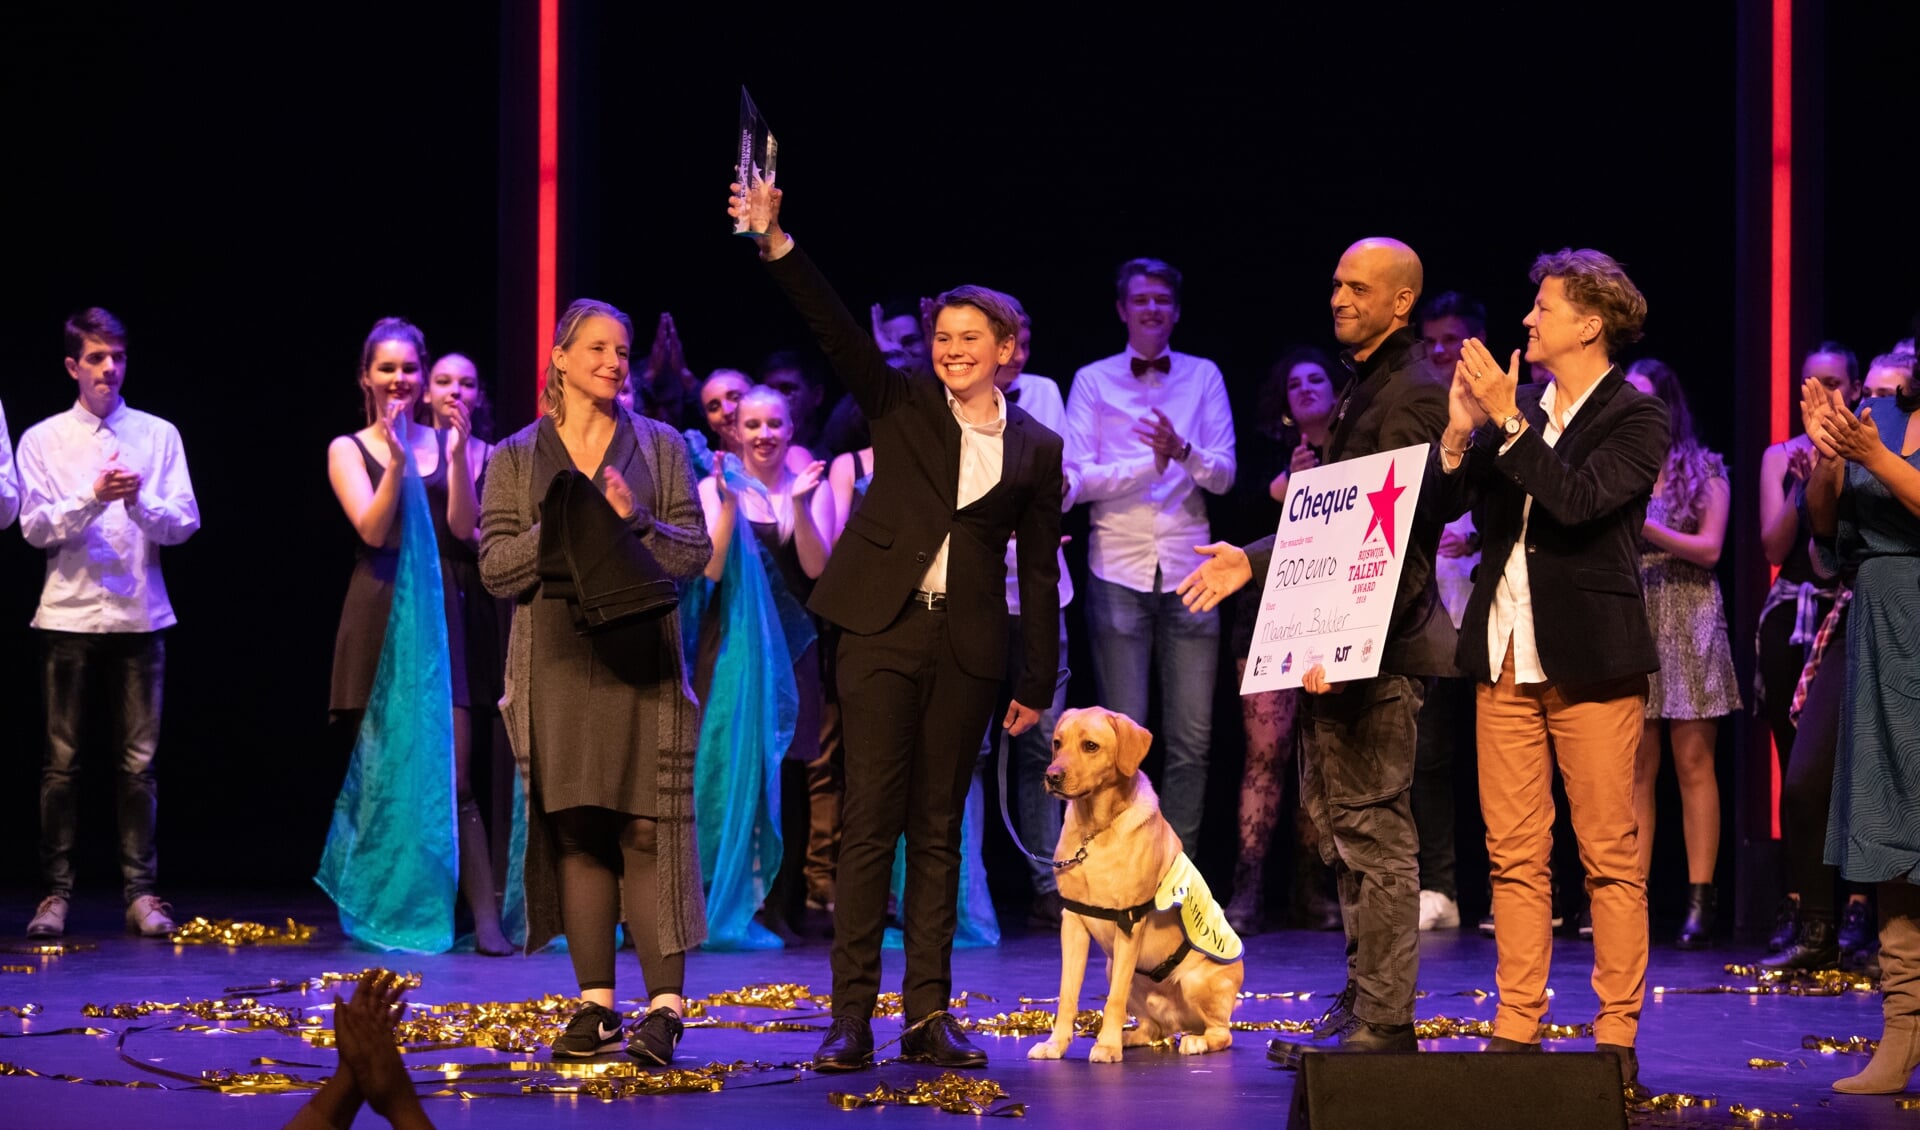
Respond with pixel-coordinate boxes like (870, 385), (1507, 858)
(40, 630), (166, 903)
(1084, 573), (1219, 856)
(980, 611), (1070, 893)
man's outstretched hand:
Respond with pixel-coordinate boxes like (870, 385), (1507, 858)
(1174, 542), (1252, 613)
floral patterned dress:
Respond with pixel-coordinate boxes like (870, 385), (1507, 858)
(1639, 449), (1744, 720)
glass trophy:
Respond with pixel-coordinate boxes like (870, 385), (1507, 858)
(733, 86), (778, 237)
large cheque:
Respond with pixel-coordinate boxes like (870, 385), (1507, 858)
(1239, 443), (1429, 694)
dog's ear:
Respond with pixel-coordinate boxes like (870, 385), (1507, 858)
(1106, 711), (1154, 778)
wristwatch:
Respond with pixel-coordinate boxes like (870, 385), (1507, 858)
(1177, 440), (1193, 462)
(1500, 411), (1525, 437)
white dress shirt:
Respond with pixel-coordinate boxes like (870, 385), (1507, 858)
(18, 400), (201, 632)
(1063, 348), (1236, 592)
(0, 400), (17, 530)
(1001, 373), (1074, 615)
(1486, 375), (1604, 683)
(922, 386), (1007, 595)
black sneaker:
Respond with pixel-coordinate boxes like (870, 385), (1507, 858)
(552, 1002), (624, 1058)
(626, 1006), (683, 1065)
(1309, 980), (1358, 1040)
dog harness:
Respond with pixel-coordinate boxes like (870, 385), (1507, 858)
(1058, 851), (1244, 982)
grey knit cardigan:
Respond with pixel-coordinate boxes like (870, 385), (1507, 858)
(477, 411), (711, 955)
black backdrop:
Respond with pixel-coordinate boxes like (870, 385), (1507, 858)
(2, 2), (1915, 908)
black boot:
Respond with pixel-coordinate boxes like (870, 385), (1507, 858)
(1839, 898), (1875, 964)
(1675, 883), (1716, 949)
(1761, 916), (1839, 971)
(1766, 895), (1801, 953)
(1226, 857), (1264, 936)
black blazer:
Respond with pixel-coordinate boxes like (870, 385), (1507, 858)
(1427, 369), (1671, 688)
(764, 244), (1064, 709)
(1246, 327), (1457, 678)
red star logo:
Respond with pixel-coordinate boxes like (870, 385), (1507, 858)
(1363, 461), (1406, 555)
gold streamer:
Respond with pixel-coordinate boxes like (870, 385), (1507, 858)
(1726, 1103), (1793, 1120)
(0, 943), (96, 956)
(828, 1071), (1023, 1117)
(168, 918), (316, 947)
(1896, 1098), (1920, 1110)
(2, 967), (36, 975)
(962, 1009), (1105, 1038)
(1, 1005), (42, 1018)
(82, 997), (313, 1029)
(1747, 1058), (1789, 1069)
(1801, 1034), (1877, 1055)
(1636, 1091), (1718, 1112)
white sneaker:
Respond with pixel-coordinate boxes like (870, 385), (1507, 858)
(1418, 890), (1460, 931)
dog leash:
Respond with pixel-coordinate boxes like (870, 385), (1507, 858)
(995, 666), (1085, 871)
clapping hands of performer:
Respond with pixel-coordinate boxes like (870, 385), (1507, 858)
(1175, 542), (1252, 614)
(1806, 378), (1889, 468)
(284, 969), (433, 1130)
(380, 397), (413, 464)
(645, 312), (697, 401)
(93, 461), (142, 504)
(1133, 407), (1186, 475)
(435, 393), (471, 460)
(727, 175), (788, 259)
(1290, 438), (1321, 476)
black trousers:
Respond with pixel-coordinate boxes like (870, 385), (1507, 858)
(1783, 610), (1848, 918)
(830, 602), (998, 1021)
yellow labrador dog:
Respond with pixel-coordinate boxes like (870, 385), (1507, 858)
(1028, 706), (1243, 1063)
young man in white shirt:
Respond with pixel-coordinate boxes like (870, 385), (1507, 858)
(1063, 259), (1235, 856)
(17, 308), (201, 939)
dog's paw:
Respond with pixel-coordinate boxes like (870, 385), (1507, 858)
(1027, 1038), (1068, 1060)
(1088, 1041), (1124, 1064)
(1177, 1033), (1212, 1055)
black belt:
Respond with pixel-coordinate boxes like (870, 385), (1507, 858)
(910, 590), (948, 611)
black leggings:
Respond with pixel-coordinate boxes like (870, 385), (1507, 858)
(550, 806), (684, 998)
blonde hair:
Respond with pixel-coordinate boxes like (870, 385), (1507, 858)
(541, 298), (635, 424)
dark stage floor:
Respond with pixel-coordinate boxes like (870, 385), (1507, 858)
(0, 890), (1911, 1128)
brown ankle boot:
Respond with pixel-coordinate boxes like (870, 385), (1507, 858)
(1833, 1015), (1920, 1094)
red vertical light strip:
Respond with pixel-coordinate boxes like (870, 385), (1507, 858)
(1768, 0), (1792, 839)
(535, 0), (560, 409)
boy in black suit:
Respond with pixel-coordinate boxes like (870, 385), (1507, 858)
(730, 178), (1063, 1072)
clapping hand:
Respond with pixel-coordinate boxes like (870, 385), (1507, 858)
(1174, 542), (1252, 613)
(603, 466), (638, 519)
(1802, 378), (1841, 459)
(332, 969), (426, 1125)
(1289, 439), (1320, 475)
(1458, 339), (1521, 425)
(1132, 408), (1185, 474)
(1811, 394), (1888, 467)
(1785, 442), (1816, 484)
(439, 396), (471, 457)
(381, 398), (412, 462)
(791, 459), (826, 499)
(93, 462), (141, 503)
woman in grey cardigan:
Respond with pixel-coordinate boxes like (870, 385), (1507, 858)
(479, 298), (712, 1064)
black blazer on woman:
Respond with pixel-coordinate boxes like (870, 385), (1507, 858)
(763, 243), (1064, 709)
(1427, 369), (1671, 689)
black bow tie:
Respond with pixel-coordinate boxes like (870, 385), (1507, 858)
(1004, 387), (1021, 404)
(1131, 355), (1172, 377)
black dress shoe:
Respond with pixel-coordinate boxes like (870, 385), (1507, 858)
(1597, 1042), (1652, 1103)
(813, 1016), (874, 1073)
(1270, 1014), (1415, 1066)
(1760, 916), (1839, 972)
(901, 1010), (987, 1068)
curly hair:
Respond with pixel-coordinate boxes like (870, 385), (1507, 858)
(1530, 248), (1647, 355)
(1628, 358), (1721, 527)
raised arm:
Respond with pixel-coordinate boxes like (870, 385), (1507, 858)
(729, 179), (908, 423)
(697, 464), (736, 583)
(1497, 396), (1669, 527)
(329, 411), (411, 547)
(790, 460), (833, 579)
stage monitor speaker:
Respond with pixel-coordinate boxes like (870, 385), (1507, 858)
(1287, 1051), (1626, 1130)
